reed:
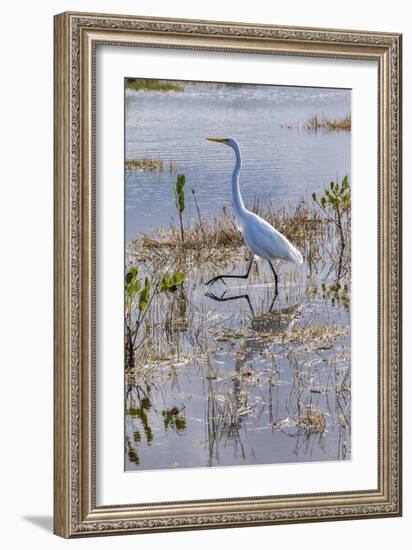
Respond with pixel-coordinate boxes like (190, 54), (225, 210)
(304, 114), (351, 132)
(126, 158), (164, 171)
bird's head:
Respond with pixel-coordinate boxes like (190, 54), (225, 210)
(206, 137), (238, 150)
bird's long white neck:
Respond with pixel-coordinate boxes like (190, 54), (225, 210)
(231, 142), (247, 222)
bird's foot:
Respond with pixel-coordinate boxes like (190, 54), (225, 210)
(205, 290), (227, 301)
(205, 275), (227, 287)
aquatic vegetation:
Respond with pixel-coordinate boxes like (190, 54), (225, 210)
(272, 406), (326, 435)
(125, 78), (184, 92)
(312, 175), (351, 254)
(124, 234), (351, 465)
(173, 174), (186, 243)
(212, 322), (348, 349)
(124, 189), (351, 469)
(125, 266), (185, 369)
(160, 271), (184, 293)
(130, 196), (329, 269)
(191, 187), (205, 235)
(123, 80), (352, 469)
(125, 158), (164, 171)
(281, 114), (351, 132)
(297, 406), (327, 434)
(305, 114), (351, 132)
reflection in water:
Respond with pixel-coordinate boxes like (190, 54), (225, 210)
(205, 286), (281, 315)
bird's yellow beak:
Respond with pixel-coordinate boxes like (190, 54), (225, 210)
(206, 137), (226, 143)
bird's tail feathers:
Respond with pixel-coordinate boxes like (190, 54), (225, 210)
(289, 244), (303, 265)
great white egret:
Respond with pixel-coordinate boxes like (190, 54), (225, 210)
(205, 137), (303, 293)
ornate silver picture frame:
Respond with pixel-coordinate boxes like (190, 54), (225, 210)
(54, 11), (402, 538)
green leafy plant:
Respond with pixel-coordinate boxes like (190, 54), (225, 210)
(173, 173), (186, 243)
(312, 175), (350, 251)
(125, 266), (140, 308)
(160, 270), (184, 293)
(138, 277), (151, 310)
(125, 267), (154, 316)
(125, 266), (185, 369)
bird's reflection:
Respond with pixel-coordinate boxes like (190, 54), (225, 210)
(205, 288), (279, 316)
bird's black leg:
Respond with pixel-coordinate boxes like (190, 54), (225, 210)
(268, 260), (279, 296)
(205, 256), (254, 287)
(268, 292), (278, 313)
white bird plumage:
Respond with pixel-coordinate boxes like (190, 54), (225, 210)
(205, 136), (303, 291)
(242, 211), (303, 264)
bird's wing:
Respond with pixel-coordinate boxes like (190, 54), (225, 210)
(244, 213), (303, 264)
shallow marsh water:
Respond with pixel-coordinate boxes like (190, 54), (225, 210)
(124, 81), (351, 471)
(125, 247), (351, 470)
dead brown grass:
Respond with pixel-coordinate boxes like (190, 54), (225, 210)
(305, 114), (351, 132)
(126, 158), (164, 171)
(297, 406), (326, 433)
(129, 197), (326, 267)
(212, 322), (348, 348)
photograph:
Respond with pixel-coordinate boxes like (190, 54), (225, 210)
(52, 9), (401, 538)
(124, 77), (352, 471)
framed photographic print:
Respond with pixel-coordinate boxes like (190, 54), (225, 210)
(53, 12), (402, 537)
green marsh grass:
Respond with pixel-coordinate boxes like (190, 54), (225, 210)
(125, 78), (184, 92)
